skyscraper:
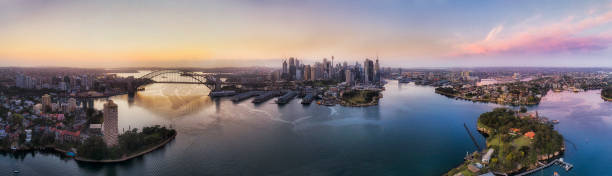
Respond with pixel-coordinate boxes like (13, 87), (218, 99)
(374, 58), (380, 83)
(345, 69), (353, 85)
(304, 65), (311, 81)
(282, 60), (288, 80)
(67, 98), (77, 113)
(103, 100), (119, 146)
(289, 57), (296, 81)
(364, 59), (374, 84)
(42, 94), (51, 112)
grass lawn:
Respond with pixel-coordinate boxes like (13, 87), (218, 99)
(487, 134), (531, 148)
(342, 90), (379, 104)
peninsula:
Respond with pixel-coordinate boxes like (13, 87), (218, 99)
(602, 87), (612, 101)
(446, 108), (564, 176)
(77, 125), (176, 162)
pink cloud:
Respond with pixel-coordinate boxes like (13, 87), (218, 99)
(457, 10), (612, 56)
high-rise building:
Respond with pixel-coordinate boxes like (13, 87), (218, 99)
(304, 65), (311, 81)
(374, 58), (380, 83)
(282, 60), (288, 78)
(67, 98), (77, 113)
(363, 59), (374, 84)
(289, 57), (296, 81)
(41, 94), (51, 112)
(345, 70), (353, 85)
(103, 100), (119, 146)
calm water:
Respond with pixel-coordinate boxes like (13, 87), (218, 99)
(1, 80), (610, 176)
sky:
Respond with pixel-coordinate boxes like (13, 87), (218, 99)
(1, 0), (612, 68)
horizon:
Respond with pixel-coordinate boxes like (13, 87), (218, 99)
(2, 0), (612, 67)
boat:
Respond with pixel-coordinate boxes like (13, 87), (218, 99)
(551, 120), (560, 124)
(398, 78), (412, 83)
(553, 171), (559, 176)
(13, 170), (20, 173)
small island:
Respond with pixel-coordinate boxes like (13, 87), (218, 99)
(602, 87), (612, 101)
(446, 108), (564, 176)
(76, 125), (176, 162)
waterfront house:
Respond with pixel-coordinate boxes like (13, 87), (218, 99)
(0, 129), (6, 138)
(467, 164), (480, 173)
(524, 131), (535, 139)
(482, 148), (495, 164)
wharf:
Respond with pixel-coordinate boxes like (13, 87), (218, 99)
(231, 91), (262, 102)
(277, 91), (297, 104)
(515, 158), (573, 176)
(252, 91), (282, 103)
(301, 93), (314, 104)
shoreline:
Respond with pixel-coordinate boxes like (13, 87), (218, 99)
(434, 90), (539, 106)
(75, 133), (176, 163)
(602, 95), (612, 101)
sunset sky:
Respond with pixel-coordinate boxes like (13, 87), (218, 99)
(1, 0), (612, 67)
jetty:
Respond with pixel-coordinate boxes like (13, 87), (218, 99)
(252, 91), (281, 103)
(301, 93), (314, 104)
(231, 91), (262, 102)
(276, 91), (297, 104)
(209, 90), (236, 97)
(515, 158), (573, 176)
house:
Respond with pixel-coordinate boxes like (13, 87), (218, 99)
(25, 129), (32, 143)
(479, 172), (495, 176)
(0, 129), (6, 138)
(524, 131), (536, 139)
(482, 148), (495, 164)
(509, 128), (520, 134)
(467, 164), (480, 173)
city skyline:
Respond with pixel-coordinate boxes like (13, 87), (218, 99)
(2, 0), (612, 68)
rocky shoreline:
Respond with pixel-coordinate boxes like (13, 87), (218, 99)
(76, 133), (176, 163)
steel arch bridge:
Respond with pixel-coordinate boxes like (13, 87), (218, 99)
(136, 70), (222, 91)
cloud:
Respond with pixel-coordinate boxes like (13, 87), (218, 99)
(484, 25), (503, 42)
(456, 9), (612, 56)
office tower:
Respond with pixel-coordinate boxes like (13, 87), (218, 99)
(374, 58), (380, 83)
(345, 70), (353, 85)
(42, 94), (51, 112)
(289, 57), (296, 81)
(67, 98), (77, 113)
(103, 100), (119, 146)
(282, 60), (288, 80)
(296, 66), (303, 81)
(304, 65), (311, 81)
(364, 59), (374, 84)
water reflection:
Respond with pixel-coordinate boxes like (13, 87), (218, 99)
(3, 80), (611, 175)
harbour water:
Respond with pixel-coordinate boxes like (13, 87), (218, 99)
(0, 80), (610, 175)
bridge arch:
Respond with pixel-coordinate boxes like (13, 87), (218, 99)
(137, 70), (220, 91)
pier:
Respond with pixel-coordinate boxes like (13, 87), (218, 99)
(231, 91), (262, 102)
(276, 91), (297, 104)
(515, 158), (573, 176)
(252, 91), (281, 103)
(301, 93), (314, 104)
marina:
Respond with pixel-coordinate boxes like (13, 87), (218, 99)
(516, 158), (573, 176)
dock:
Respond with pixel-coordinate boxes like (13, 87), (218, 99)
(301, 93), (314, 104)
(252, 91), (281, 103)
(277, 91), (297, 104)
(209, 90), (237, 97)
(515, 158), (573, 176)
(231, 91), (261, 102)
